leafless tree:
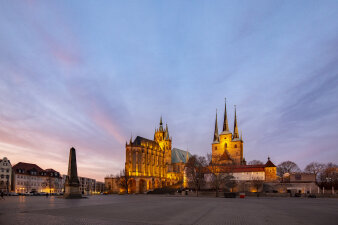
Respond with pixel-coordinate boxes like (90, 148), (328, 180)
(185, 155), (207, 197)
(277, 161), (301, 177)
(304, 162), (325, 181)
(251, 177), (264, 197)
(248, 160), (264, 165)
(207, 154), (225, 197)
(116, 169), (131, 194)
(318, 163), (338, 189)
(223, 174), (237, 192)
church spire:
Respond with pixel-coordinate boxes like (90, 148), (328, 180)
(222, 98), (229, 132)
(165, 123), (169, 140)
(233, 105), (239, 139)
(213, 109), (219, 143)
(159, 115), (163, 131)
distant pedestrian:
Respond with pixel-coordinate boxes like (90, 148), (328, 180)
(46, 193), (48, 198)
(1, 191), (4, 200)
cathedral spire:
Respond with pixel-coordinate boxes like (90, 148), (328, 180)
(222, 98), (229, 132)
(159, 115), (163, 131)
(233, 105), (239, 139)
(165, 123), (169, 140)
(213, 109), (219, 143)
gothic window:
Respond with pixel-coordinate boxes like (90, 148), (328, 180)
(234, 144), (237, 148)
(215, 147), (217, 150)
(224, 143), (227, 148)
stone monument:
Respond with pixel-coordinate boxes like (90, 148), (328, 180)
(64, 147), (82, 199)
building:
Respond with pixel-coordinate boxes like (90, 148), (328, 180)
(282, 173), (316, 183)
(211, 101), (244, 165)
(184, 100), (277, 191)
(121, 117), (191, 193)
(62, 175), (99, 195)
(210, 100), (277, 180)
(95, 181), (105, 193)
(12, 162), (62, 194)
(0, 157), (12, 193)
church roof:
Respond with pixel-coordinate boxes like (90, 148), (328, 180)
(132, 136), (159, 147)
(219, 151), (232, 161)
(171, 148), (192, 163)
(265, 158), (276, 167)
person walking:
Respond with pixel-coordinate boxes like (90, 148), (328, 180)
(1, 191), (4, 200)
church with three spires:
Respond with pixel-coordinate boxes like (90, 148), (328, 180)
(106, 99), (277, 194)
(208, 99), (277, 184)
(211, 100), (244, 165)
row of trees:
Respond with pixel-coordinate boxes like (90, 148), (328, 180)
(276, 161), (338, 188)
(185, 154), (262, 197)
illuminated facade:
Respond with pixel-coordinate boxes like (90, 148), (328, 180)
(207, 99), (277, 183)
(0, 157), (12, 193)
(211, 100), (244, 165)
(12, 162), (62, 194)
(124, 117), (190, 193)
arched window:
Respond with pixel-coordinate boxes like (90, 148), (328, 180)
(234, 144), (237, 148)
(224, 143), (227, 148)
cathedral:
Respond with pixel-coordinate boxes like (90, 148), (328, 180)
(105, 99), (277, 194)
(124, 117), (191, 193)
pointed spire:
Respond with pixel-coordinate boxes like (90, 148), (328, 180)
(186, 150), (189, 163)
(233, 105), (239, 139)
(165, 123), (169, 140)
(223, 98), (229, 132)
(159, 115), (163, 131)
(213, 109), (219, 143)
(240, 130), (243, 141)
(129, 133), (133, 144)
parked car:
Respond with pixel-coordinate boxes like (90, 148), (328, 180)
(9, 192), (19, 196)
(39, 192), (47, 196)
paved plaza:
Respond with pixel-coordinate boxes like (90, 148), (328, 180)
(0, 195), (337, 225)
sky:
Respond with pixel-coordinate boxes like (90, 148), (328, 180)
(0, 0), (338, 181)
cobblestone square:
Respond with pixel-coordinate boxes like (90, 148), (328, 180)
(0, 195), (337, 225)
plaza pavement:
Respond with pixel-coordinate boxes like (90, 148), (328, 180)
(0, 195), (337, 225)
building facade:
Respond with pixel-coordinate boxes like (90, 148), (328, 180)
(62, 175), (102, 195)
(121, 117), (190, 193)
(211, 101), (244, 165)
(12, 162), (62, 194)
(0, 157), (12, 193)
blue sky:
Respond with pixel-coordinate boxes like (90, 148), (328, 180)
(0, 0), (337, 180)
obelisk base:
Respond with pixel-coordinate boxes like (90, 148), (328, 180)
(64, 184), (82, 199)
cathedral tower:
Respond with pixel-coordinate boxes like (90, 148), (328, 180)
(154, 116), (172, 165)
(212, 99), (244, 165)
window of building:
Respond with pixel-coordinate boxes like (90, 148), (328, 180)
(215, 147), (217, 150)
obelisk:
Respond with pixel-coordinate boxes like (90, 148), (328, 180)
(64, 147), (82, 199)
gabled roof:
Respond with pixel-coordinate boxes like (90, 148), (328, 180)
(171, 148), (192, 163)
(219, 151), (232, 161)
(265, 158), (276, 167)
(13, 162), (44, 173)
(12, 162), (61, 177)
(132, 136), (159, 147)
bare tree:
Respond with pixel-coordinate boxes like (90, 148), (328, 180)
(248, 160), (264, 165)
(304, 162), (325, 181)
(185, 155), (207, 197)
(251, 177), (264, 197)
(224, 174), (237, 192)
(277, 161), (301, 177)
(207, 154), (226, 197)
(318, 163), (338, 189)
(116, 169), (131, 194)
